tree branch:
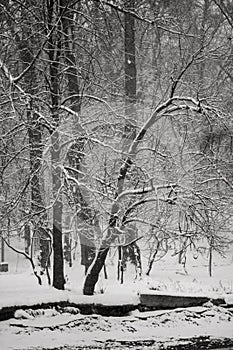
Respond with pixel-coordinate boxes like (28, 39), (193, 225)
(2, 237), (42, 285)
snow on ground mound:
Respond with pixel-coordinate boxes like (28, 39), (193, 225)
(0, 305), (233, 349)
(0, 250), (232, 349)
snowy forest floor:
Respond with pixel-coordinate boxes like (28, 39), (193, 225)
(0, 246), (233, 349)
(0, 305), (233, 349)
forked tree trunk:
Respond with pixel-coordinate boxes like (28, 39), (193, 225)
(82, 246), (109, 295)
(83, 0), (137, 295)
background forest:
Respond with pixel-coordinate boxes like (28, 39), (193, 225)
(0, 0), (233, 296)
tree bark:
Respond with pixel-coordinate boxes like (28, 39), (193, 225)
(47, 0), (65, 290)
(83, 0), (137, 295)
(123, 0), (137, 151)
(82, 246), (109, 295)
(60, 0), (101, 274)
(17, 12), (49, 270)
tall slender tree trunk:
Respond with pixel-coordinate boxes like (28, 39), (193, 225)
(17, 22), (49, 271)
(51, 130), (64, 289)
(123, 0), (137, 151)
(60, 0), (81, 267)
(61, 0), (101, 274)
(47, 0), (65, 290)
(118, 0), (140, 283)
(1, 236), (4, 262)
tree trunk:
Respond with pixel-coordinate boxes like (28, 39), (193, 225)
(1, 236), (4, 262)
(83, 0), (137, 295)
(123, 0), (137, 151)
(60, 0), (101, 274)
(208, 237), (214, 277)
(83, 246), (109, 295)
(17, 26), (49, 270)
(0, 0), (50, 273)
(51, 129), (64, 290)
(146, 241), (160, 276)
(47, 0), (65, 290)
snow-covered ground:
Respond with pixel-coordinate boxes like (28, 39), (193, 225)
(1, 305), (233, 349)
(0, 243), (233, 349)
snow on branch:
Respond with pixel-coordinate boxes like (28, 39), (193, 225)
(0, 58), (25, 94)
(116, 183), (178, 203)
(99, 0), (198, 38)
(62, 166), (112, 201)
(61, 94), (122, 118)
(1, 4), (70, 88)
(118, 96), (208, 180)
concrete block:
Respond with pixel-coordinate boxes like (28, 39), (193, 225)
(0, 262), (8, 272)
